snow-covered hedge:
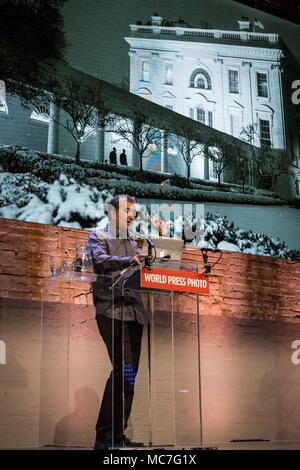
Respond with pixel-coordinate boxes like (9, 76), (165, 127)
(0, 172), (113, 228)
(0, 172), (49, 207)
(0, 145), (128, 183)
(197, 213), (299, 259)
(0, 144), (284, 204)
(0, 171), (299, 260)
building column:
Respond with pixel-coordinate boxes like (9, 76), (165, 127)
(204, 154), (209, 180)
(131, 119), (141, 168)
(96, 127), (105, 162)
(161, 130), (168, 173)
(186, 140), (191, 179)
(47, 102), (60, 154)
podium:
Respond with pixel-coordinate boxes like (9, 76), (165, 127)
(40, 261), (207, 449)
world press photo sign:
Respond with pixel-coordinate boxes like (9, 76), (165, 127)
(140, 266), (209, 294)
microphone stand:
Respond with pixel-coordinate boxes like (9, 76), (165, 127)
(200, 248), (221, 277)
(145, 239), (156, 269)
(201, 249), (211, 277)
(109, 239), (156, 290)
(108, 264), (137, 291)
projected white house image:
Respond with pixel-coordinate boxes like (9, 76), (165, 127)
(124, 15), (298, 183)
(0, 2), (300, 254)
(0, 13), (299, 193)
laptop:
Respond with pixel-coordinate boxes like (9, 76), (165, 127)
(141, 237), (184, 269)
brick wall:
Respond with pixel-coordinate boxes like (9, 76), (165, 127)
(0, 218), (300, 448)
(1, 218), (299, 322)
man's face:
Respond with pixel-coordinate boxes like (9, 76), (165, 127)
(111, 199), (136, 237)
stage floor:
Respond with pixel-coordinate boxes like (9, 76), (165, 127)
(5, 441), (300, 450)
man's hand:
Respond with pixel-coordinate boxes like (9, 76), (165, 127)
(149, 215), (168, 236)
(130, 254), (145, 266)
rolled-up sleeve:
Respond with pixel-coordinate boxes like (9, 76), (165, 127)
(87, 230), (132, 272)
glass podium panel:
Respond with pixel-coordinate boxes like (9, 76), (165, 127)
(3, 257), (299, 449)
(40, 274), (70, 446)
(121, 261), (203, 449)
(172, 290), (202, 447)
(39, 261), (203, 449)
(0, 288), (42, 449)
(40, 272), (109, 448)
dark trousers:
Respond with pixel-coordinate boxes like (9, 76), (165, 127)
(95, 314), (144, 445)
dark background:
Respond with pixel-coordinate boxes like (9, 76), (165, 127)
(234, 0), (300, 25)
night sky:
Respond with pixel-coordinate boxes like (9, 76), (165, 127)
(233, 0), (300, 25)
(61, 0), (300, 86)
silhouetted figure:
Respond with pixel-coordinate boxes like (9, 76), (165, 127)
(54, 387), (99, 446)
(120, 149), (128, 166)
(109, 147), (117, 164)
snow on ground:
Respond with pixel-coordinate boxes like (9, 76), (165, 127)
(0, 172), (112, 228)
(0, 171), (298, 259)
(217, 241), (241, 252)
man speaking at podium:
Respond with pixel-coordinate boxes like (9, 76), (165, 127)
(87, 194), (165, 450)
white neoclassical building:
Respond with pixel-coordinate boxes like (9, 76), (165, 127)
(125, 15), (300, 185)
(1, 14), (299, 194)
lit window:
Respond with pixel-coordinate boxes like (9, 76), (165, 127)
(0, 99), (8, 114)
(79, 124), (95, 142)
(0, 80), (7, 113)
(190, 68), (212, 90)
(196, 108), (205, 124)
(229, 70), (239, 94)
(207, 146), (222, 181)
(259, 119), (271, 147)
(30, 106), (50, 123)
(257, 72), (268, 97)
(196, 76), (206, 89)
(165, 63), (173, 85)
(209, 159), (218, 180)
(142, 60), (150, 82)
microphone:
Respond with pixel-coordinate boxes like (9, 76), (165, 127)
(200, 247), (221, 276)
(145, 238), (155, 257)
(146, 238), (155, 249)
(201, 248), (211, 276)
(200, 247), (220, 253)
(144, 238), (156, 268)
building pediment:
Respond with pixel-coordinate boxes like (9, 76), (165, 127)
(233, 101), (245, 109)
(256, 104), (275, 115)
(189, 92), (216, 104)
(160, 91), (176, 99)
(136, 87), (152, 96)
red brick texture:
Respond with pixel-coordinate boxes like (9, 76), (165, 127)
(1, 218), (300, 448)
(0, 218), (299, 322)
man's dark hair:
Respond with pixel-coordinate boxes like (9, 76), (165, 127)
(106, 194), (135, 214)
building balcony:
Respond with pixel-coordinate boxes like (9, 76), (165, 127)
(129, 24), (279, 46)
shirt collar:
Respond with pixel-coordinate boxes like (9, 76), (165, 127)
(106, 222), (134, 241)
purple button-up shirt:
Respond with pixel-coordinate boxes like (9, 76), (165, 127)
(87, 224), (148, 324)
